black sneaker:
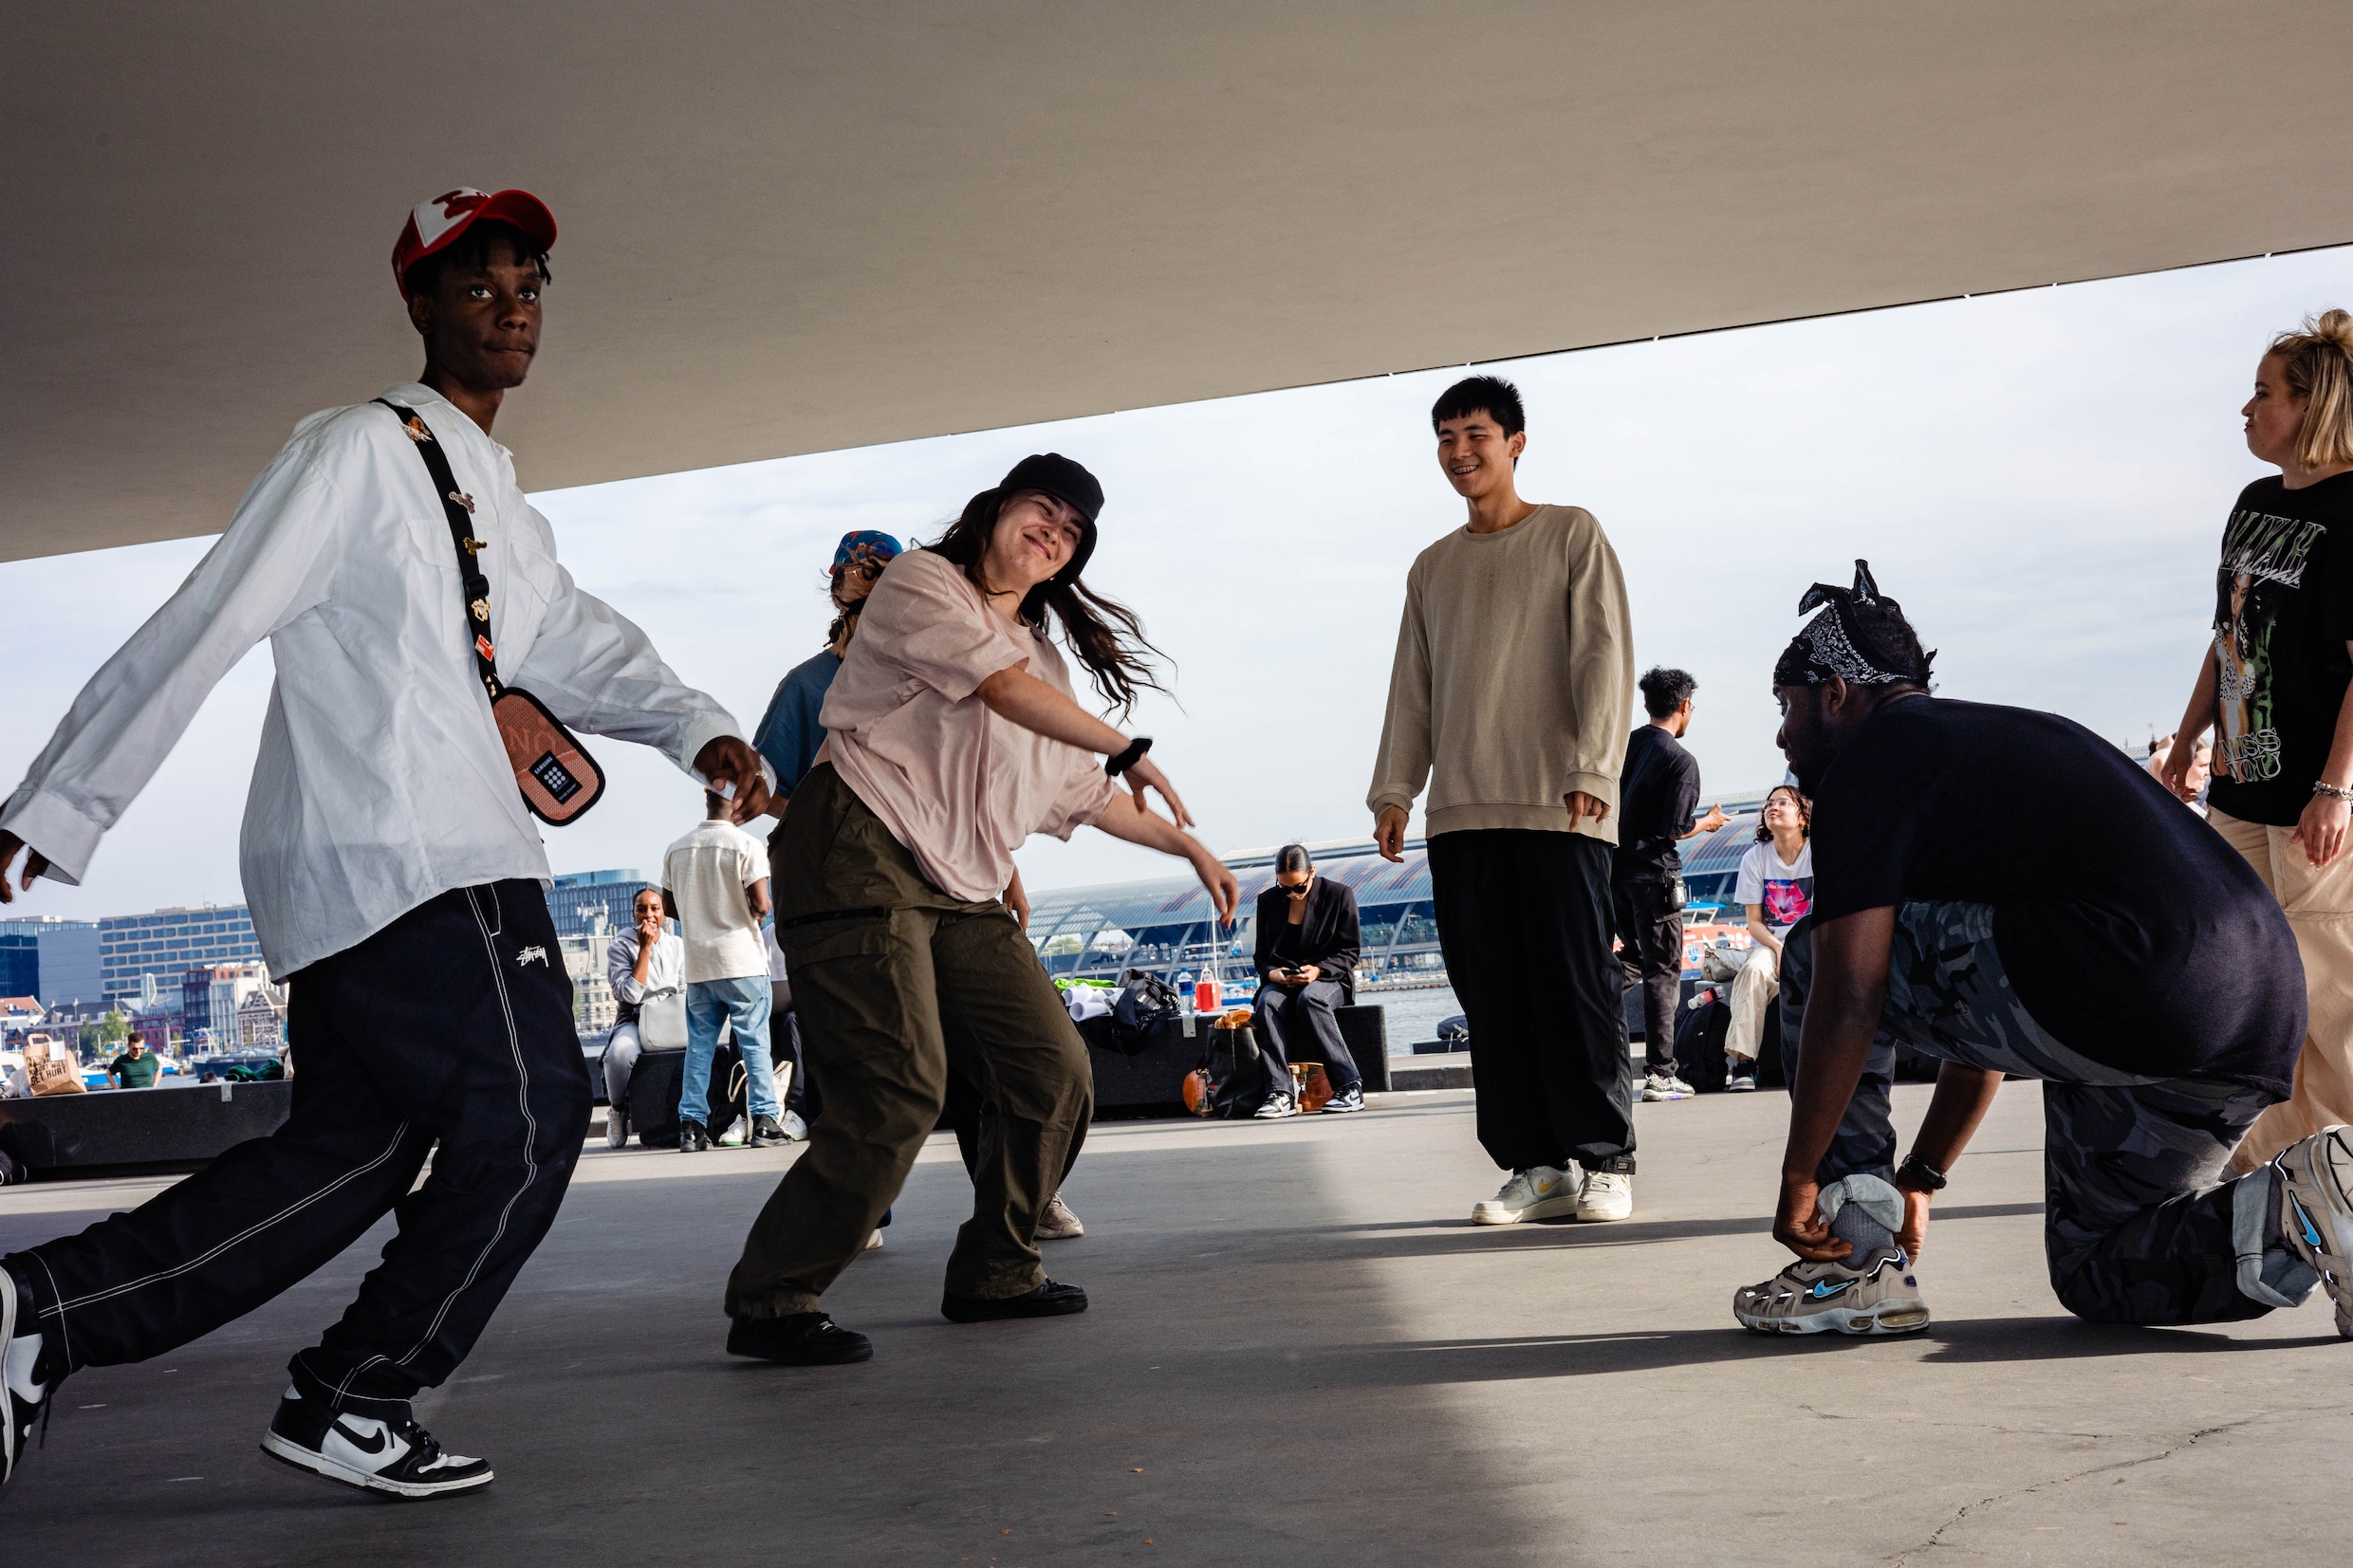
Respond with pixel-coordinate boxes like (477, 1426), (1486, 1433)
(259, 1363), (492, 1499)
(1322, 1085), (1366, 1114)
(3, 1264), (56, 1490)
(678, 1119), (711, 1153)
(940, 1279), (1089, 1323)
(726, 1312), (874, 1365)
(747, 1115), (789, 1148)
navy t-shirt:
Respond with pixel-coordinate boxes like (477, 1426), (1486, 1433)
(1808, 695), (2302, 1093)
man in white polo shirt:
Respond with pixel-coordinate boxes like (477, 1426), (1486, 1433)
(0, 188), (770, 1499)
(666, 793), (787, 1152)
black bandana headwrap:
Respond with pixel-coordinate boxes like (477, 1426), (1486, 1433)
(1772, 560), (1934, 689)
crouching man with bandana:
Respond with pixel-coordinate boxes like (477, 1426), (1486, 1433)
(1734, 563), (2353, 1339)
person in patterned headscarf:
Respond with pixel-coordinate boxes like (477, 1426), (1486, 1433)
(1730, 562), (2352, 1346)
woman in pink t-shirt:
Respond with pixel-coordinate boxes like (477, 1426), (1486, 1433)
(723, 453), (1240, 1368)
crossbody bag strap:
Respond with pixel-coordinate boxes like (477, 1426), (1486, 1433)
(375, 399), (502, 701)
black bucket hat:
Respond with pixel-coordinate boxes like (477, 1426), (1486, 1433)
(998, 453), (1102, 598)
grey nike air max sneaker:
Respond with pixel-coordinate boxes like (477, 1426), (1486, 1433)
(2273, 1124), (2353, 1338)
(1733, 1249), (1932, 1337)
(261, 1364), (492, 1499)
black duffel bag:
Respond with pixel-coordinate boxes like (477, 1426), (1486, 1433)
(1107, 968), (1181, 1054)
(623, 1043), (748, 1148)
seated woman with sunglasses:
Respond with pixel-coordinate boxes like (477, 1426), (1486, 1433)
(1250, 844), (1367, 1116)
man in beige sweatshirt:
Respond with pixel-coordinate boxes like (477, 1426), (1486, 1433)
(1369, 375), (1640, 1225)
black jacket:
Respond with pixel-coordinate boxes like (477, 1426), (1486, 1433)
(1253, 876), (1362, 983)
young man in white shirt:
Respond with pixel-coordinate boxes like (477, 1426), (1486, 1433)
(665, 793), (786, 1153)
(0, 189), (769, 1499)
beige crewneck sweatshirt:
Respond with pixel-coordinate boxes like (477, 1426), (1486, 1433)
(1366, 504), (1636, 844)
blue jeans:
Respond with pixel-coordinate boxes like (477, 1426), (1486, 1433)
(684, 976), (780, 1125)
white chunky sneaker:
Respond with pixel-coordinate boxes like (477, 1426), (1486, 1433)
(1035, 1195), (1085, 1241)
(261, 1365), (491, 1499)
(1640, 1072), (1694, 1102)
(780, 1111), (810, 1142)
(1471, 1166), (1580, 1226)
(2273, 1124), (2353, 1338)
(1575, 1169), (1634, 1222)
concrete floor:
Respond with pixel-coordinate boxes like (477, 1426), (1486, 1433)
(1, 1083), (2345, 1567)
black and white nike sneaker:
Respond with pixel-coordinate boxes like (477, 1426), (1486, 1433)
(3, 1264), (57, 1489)
(260, 1365), (492, 1499)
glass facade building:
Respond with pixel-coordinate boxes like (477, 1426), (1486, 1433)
(0, 915), (103, 1009)
(545, 869), (646, 944)
(100, 905), (264, 1004)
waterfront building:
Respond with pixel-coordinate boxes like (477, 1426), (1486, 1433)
(181, 962), (272, 1052)
(0, 915), (102, 1010)
(1026, 838), (1443, 996)
(0, 935), (34, 1000)
(546, 869), (642, 945)
(100, 905), (263, 1005)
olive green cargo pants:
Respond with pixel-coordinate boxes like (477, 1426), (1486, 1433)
(725, 765), (1092, 1318)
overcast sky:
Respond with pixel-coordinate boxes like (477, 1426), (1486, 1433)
(6, 247), (2349, 922)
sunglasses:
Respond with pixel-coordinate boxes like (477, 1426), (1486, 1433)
(834, 556), (890, 582)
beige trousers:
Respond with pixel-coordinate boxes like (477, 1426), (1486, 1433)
(2210, 805), (2353, 1173)
(1725, 943), (1779, 1061)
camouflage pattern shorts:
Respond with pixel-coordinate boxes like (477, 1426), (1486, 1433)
(1781, 901), (2303, 1325)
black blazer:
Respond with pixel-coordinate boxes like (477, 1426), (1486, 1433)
(1253, 876), (1362, 983)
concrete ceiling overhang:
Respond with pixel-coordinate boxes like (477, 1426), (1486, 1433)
(8, 2), (2350, 563)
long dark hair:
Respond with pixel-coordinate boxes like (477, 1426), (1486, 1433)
(1754, 784), (1812, 842)
(924, 488), (1167, 717)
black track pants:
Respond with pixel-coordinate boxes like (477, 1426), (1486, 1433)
(1429, 830), (1636, 1171)
(8, 881), (589, 1404)
(1611, 877), (1684, 1076)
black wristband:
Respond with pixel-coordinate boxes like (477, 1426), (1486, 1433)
(1104, 735), (1153, 778)
(1896, 1153), (1948, 1192)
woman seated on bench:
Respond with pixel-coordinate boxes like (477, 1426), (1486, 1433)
(1251, 844), (1365, 1118)
(603, 886), (686, 1147)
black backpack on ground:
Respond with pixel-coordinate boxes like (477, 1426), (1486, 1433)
(1108, 968), (1181, 1053)
(1674, 994), (1734, 1093)
(1671, 986), (1788, 1092)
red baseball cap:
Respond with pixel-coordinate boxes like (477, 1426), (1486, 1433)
(391, 188), (558, 297)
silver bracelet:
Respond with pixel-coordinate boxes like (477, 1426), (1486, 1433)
(2316, 781), (2353, 802)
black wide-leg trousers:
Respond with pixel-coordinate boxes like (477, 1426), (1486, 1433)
(9, 880), (589, 1405)
(1429, 829), (1636, 1172)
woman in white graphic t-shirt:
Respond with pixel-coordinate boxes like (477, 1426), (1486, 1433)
(1724, 784), (1813, 1091)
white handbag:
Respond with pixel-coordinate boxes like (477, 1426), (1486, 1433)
(636, 988), (690, 1051)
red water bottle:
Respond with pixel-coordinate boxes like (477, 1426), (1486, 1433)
(1195, 969), (1220, 1014)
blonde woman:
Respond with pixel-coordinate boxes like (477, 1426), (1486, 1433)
(2162, 310), (2353, 1172)
(1723, 785), (1811, 1092)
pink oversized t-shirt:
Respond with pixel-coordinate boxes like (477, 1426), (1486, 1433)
(820, 549), (1121, 903)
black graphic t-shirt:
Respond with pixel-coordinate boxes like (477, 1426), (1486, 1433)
(2206, 471), (2353, 827)
(1809, 696), (2302, 1094)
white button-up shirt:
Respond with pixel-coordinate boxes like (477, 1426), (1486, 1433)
(1, 383), (748, 977)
